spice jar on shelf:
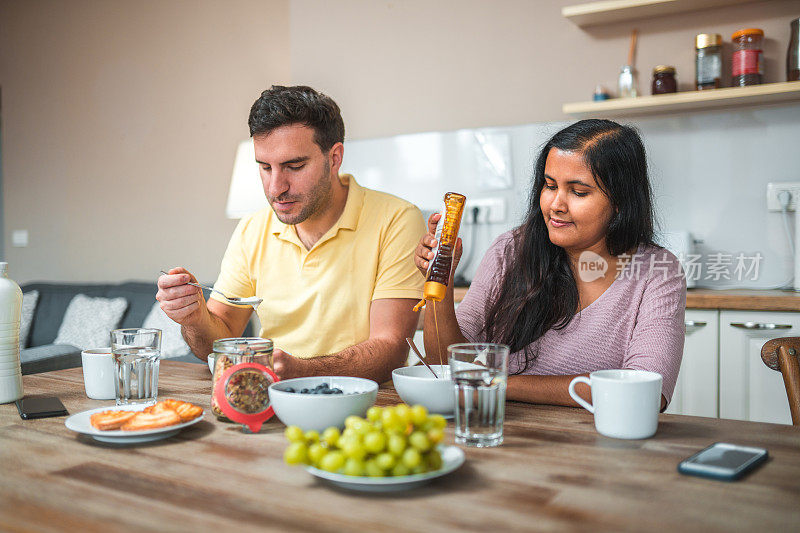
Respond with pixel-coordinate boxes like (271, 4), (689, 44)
(652, 66), (677, 95)
(732, 28), (764, 86)
(618, 65), (637, 98)
(210, 337), (273, 420)
(696, 33), (722, 90)
(593, 85), (611, 101)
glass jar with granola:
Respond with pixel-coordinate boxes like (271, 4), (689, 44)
(210, 337), (273, 420)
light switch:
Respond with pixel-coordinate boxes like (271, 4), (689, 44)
(12, 230), (28, 247)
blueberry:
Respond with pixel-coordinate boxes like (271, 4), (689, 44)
(332, 388), (343, 394)
(300, 388), (309, 394)
(284, 387), (295, 393)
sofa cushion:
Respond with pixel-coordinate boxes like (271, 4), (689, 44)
(20, 344), (82, 375)
(142, 303), (191, 358)
(54, 295), (128, 350)
(20, 290), (39, 350)
(23, 283), (110, 347)
(107, 282), (163, 329)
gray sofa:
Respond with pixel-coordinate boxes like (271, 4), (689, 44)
(20, 281), (252, 374)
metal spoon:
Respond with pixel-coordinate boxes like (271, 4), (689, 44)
(159, 271), (263, 309)
(406, 337), (441, 379)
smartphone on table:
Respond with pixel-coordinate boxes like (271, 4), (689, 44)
(678, 442), (768, 481)
(15, 397), (69, 419)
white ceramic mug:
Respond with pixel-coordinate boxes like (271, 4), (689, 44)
(81, 348), (117, 400)
(568, 369), (663, 439)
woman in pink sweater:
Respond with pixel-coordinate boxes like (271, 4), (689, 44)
(415, 119), (686, 409)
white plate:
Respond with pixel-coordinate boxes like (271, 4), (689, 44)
(65, 403), (204, 444)
(304, 445), (465, 492)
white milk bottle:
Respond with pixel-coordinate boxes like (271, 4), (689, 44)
(0, 262), (23, 403)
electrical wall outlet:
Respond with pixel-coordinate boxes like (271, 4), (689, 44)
(463, 198), (506, 224)
(766, 182), (800, 211)
(11, 230), (28, 247)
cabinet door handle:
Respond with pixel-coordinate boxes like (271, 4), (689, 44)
(684, 320), (707, 328)
(729, 322), (792, 330)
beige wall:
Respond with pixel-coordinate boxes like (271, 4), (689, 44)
(290, 0), (799, 139)
(2, 0), (798, 283)
(0, 0), (290, 283)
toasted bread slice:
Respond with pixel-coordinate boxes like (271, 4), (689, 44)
(174, 402), (203, 422)
(90, 410), (137, 431)
(121, 410), (181, 431)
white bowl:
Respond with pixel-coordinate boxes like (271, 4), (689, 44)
(392, 365), (454, 416)
(207, 354), (216, 373)
(268, 376), (378, 432)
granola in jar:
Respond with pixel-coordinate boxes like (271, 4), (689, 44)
(225, 369), (272, 414)
(209, 337), (273, 420)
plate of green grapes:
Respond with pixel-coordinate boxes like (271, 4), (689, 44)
(283, 404), (466, 492)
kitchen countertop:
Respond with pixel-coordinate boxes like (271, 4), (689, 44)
(450, 287), (800, 312)
(3, 362), (798, 532)
(684, 289), (800, 312)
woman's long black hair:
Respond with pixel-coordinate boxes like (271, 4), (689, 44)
(482, 119), (655, 373)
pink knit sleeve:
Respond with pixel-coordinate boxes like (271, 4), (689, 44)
(622, 249), (687, 404)
(456, 232), (513, 342)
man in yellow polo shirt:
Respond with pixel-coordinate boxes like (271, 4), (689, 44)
(157, 86), (425, 383)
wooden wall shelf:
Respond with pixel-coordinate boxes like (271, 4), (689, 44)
(562, 0), (756, 27)
(562, 81), (800, 118)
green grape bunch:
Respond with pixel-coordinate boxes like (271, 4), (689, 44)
(283, 404), (447, 477)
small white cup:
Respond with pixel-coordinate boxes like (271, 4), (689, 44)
(568, 369), (662, 440)
(82, 348), (117, 400)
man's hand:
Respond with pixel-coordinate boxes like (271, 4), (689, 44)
(156, 267), (208, 327)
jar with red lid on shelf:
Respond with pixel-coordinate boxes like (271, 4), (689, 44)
(732, 28), (764, 87)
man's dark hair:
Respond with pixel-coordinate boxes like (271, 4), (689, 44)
(248, 85), (345, 152)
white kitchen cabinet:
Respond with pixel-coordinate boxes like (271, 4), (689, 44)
(667, 309), (719, 417)
(719, 310), (797, 425)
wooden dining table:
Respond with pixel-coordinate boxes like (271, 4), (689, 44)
(1, 362), (798, 532)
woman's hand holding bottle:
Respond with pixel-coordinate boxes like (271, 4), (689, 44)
(414, 213), (463, 280)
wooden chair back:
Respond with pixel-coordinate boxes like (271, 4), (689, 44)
(761, 337), (800, 425)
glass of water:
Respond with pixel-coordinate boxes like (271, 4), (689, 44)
(111, 328), (162, 406)
(448, 343), (509, 447)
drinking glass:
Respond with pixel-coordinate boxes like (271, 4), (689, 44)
(111, 328), (161, 405)
(448, 343), (509, 447)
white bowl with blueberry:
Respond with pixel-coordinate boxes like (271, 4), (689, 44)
(268, 376), (378, 432)
(391, 365), (455, 417)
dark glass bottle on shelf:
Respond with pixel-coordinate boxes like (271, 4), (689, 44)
(652, 66), (677, 95)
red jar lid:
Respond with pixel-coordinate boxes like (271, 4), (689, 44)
(213, 362), (279, 433)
